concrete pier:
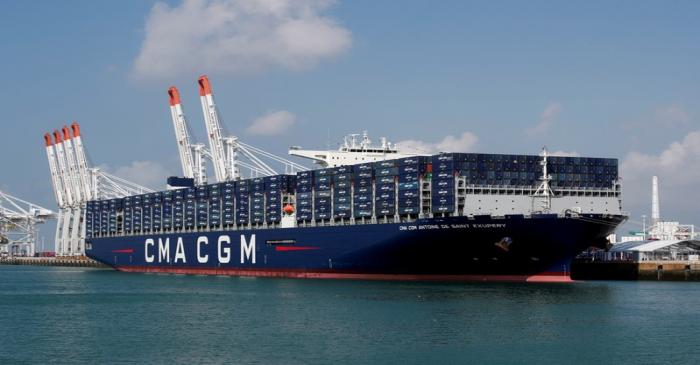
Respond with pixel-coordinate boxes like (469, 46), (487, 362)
(572, 260), (700, 281)
(0, 257), (107, 268)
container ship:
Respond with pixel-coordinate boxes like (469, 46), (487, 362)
(78, 77), (626, 282)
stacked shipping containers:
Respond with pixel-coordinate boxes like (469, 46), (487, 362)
(332, 166), (353, 220)
(185, 187), (196, 230)
(209, 183), (222, 228)
(374, 160), (398, 217)
(313, 168), (333, 221)
(250, 178), (265, 224)
(235, 180), (250, 226)
(222, 182), (235, 227)
(84, 153), (620, 239)
(264, 175), (296, 224)
(397, 156), (428, 215)
(353, 163), (373, 219)
(296, 171), (313, 222)
(431, 154), (460, 213)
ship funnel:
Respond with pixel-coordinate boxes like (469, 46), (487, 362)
(652, 176), (660, 226)
(44, 133), (53, 147)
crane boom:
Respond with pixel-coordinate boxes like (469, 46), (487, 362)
(198, 75), (229, 182)
(44, 134), (65, 207)
(61, 126), (83, 203)
(52, 130), (74, 206)
(168, 86), (198, 182)
(71, 123), (94, 201)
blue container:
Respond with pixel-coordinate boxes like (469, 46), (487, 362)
(315, 175), (331, 184)
(432, 205), (455, 213)
(399, 164), (427, 174)
(399, 189), (420, 198)
(334, 210), (352, 219)
(334, 188), (351, 196)
(397, 156), (428, 165)
(399, 206), (420, 214)
(398, 197), (420, 207)
(355, 185), (372, 195)
(334, 196), (351, 204)
(334, 180), (351, 189)
(314, 190), (332, 198)
(353, 178), (372, 187)
(398, 182), (419, 190)
(354, 193), (372, 202)
(433, 195), (455, 205)
(353, 210), (372, 218)
(315, 212), (332, 220)
(376, 175), (395, 184)
(376, 183), (395, 192)
(398, 173), (420, 183)
(376, 191), (395, 201)
(316, 182), (331, 190)
(374, 160), (397, 168)
(432, 186), (454, 196)
(235, 180), (250, 193)
(333, 173), (352, 183)
(375, 167), (399, 176)
(433, 178), (455, 189)
(354, 170), (373, 179)
(377, 207), (395, 216)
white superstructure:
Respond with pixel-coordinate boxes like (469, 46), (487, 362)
(289, 131), (424, 168)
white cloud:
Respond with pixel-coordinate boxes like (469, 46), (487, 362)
(655, 104), (690, 126)
(621, 131), (700, 219)
(132, 0), (352, 80)
(102, 160), (174, 190)
(526, 102), (561, 136)
(397, 132), (478, 154)
(247, 110), (297, 136)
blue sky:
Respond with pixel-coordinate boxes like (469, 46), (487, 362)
(1, 0), (699, 242)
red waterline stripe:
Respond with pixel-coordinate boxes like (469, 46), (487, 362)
(274, 246), (320, 252)
(111, 249), (134, 253)
(113, 266), (573, 283)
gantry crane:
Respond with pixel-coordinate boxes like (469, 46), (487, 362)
(168, 75), (308, 184)
(44, 123), (154, 256)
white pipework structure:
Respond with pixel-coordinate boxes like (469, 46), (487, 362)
(44, 123), (154, 256)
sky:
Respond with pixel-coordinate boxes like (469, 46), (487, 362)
(0, 0), (699, 244)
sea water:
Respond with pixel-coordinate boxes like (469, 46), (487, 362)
(1, 266), (698, 364)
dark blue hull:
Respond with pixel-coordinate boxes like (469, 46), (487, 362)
(86, 214), (625, 282)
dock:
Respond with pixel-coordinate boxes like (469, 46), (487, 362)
(0, 256), (107, 268)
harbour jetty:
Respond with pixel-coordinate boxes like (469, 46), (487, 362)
(572, 239), (700, 281)
(0, 256), (106, 268)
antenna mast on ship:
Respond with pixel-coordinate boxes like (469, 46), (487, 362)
(532, 147), (554, 213)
